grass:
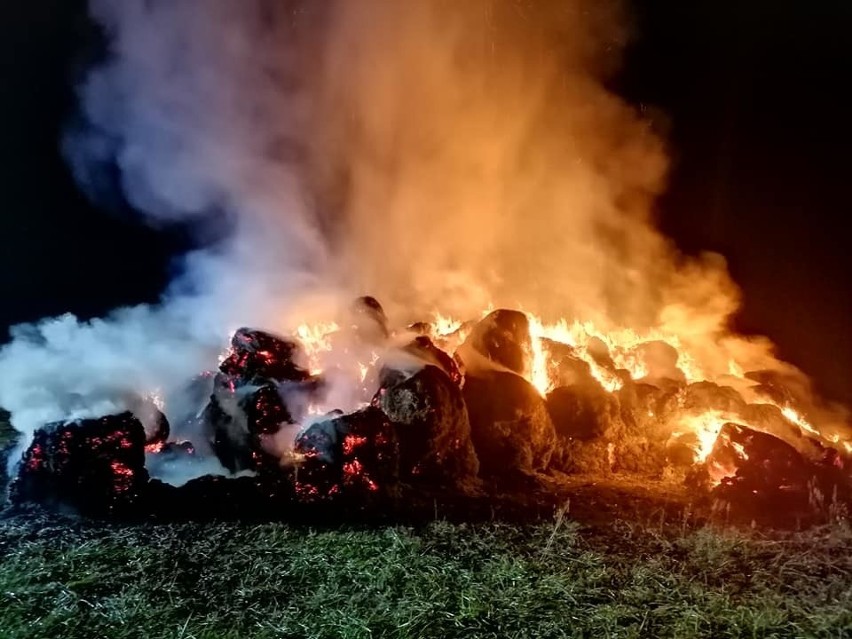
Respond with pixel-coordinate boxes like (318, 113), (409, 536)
(1, 512), (851, 639)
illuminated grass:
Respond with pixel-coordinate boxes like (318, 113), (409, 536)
(0, 513), (850, 639)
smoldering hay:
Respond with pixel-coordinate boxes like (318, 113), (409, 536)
(0, 0), (849, 474)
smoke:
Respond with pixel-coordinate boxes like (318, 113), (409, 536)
(0, 0), (846, 453)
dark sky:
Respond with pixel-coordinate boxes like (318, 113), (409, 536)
(0, 1), (849, 404)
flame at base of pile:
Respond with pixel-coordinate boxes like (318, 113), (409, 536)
(7, 299), (852, 524)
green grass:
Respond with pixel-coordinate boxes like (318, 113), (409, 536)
(1, 513), (850, 639)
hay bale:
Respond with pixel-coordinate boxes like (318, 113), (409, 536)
(462, 371), (555, 476)
(546, 384), (620, 441)
(10, 412), (148, 515)
(457, 309), (531, 375)
(375, 364), (478, 485)
(294, 407), (399, 501)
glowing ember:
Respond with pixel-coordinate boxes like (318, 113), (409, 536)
(144, 440), (166, 454)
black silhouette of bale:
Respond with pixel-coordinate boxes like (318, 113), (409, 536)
(707, 423), (811, 498)
(220, 327), (311, 384)
(11, 412), (148, 515)
(294, 406), (399, 501)
(374, 364), (478, 486)
(146, 475), (288, 520)
(739, 403), (826, 459)
(458, 309), (531, 375)
(462, 371), (555, 476)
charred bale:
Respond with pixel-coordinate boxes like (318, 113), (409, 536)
(294, 406), (399, 501)
(220, 327), (311, 384)
(545, 382), (621, 475)
(10, 412), (148, 515)
(462, 371), (556, 477)
(739, 403), (826, 459)
(458, 309), (531, 375)
(374, 364), (478, 486)
(202, 376), (292, 474)
(707, 423), (811, 499)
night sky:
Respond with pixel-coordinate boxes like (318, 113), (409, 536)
(0, 1), (849, 404)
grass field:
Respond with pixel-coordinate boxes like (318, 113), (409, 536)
(2, 419), (852, 638)
(1, 511), (851, 639)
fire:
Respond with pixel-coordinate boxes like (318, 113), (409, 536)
(251, 306), (849, 482)
(431, 313), (463, 337)
(294, 321), (339, 374)
(526, 317), (623, 393)
(780, 405), (820, 436)
(673, 410), (738, 462)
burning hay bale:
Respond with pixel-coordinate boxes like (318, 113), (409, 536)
(632, 340), (686, 387)
(462, 371), (556, 478)
(706, 423), (813, 501)
(678, 381), (747, 416)
(203, 376), (302, 474)
(10, 412), (148, 515)
(739, 403), (823, 457)
(374, 364), (478, 486)
(457, 309), (531, 375)
(539, 339), (598, 388)
(201, 327), (323, 474)
(294, 407), (399, 501)
(220, 327), (312, 384)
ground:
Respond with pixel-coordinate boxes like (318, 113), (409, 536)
(2, 425), (852, 638)
(1, 509), (851, 638)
